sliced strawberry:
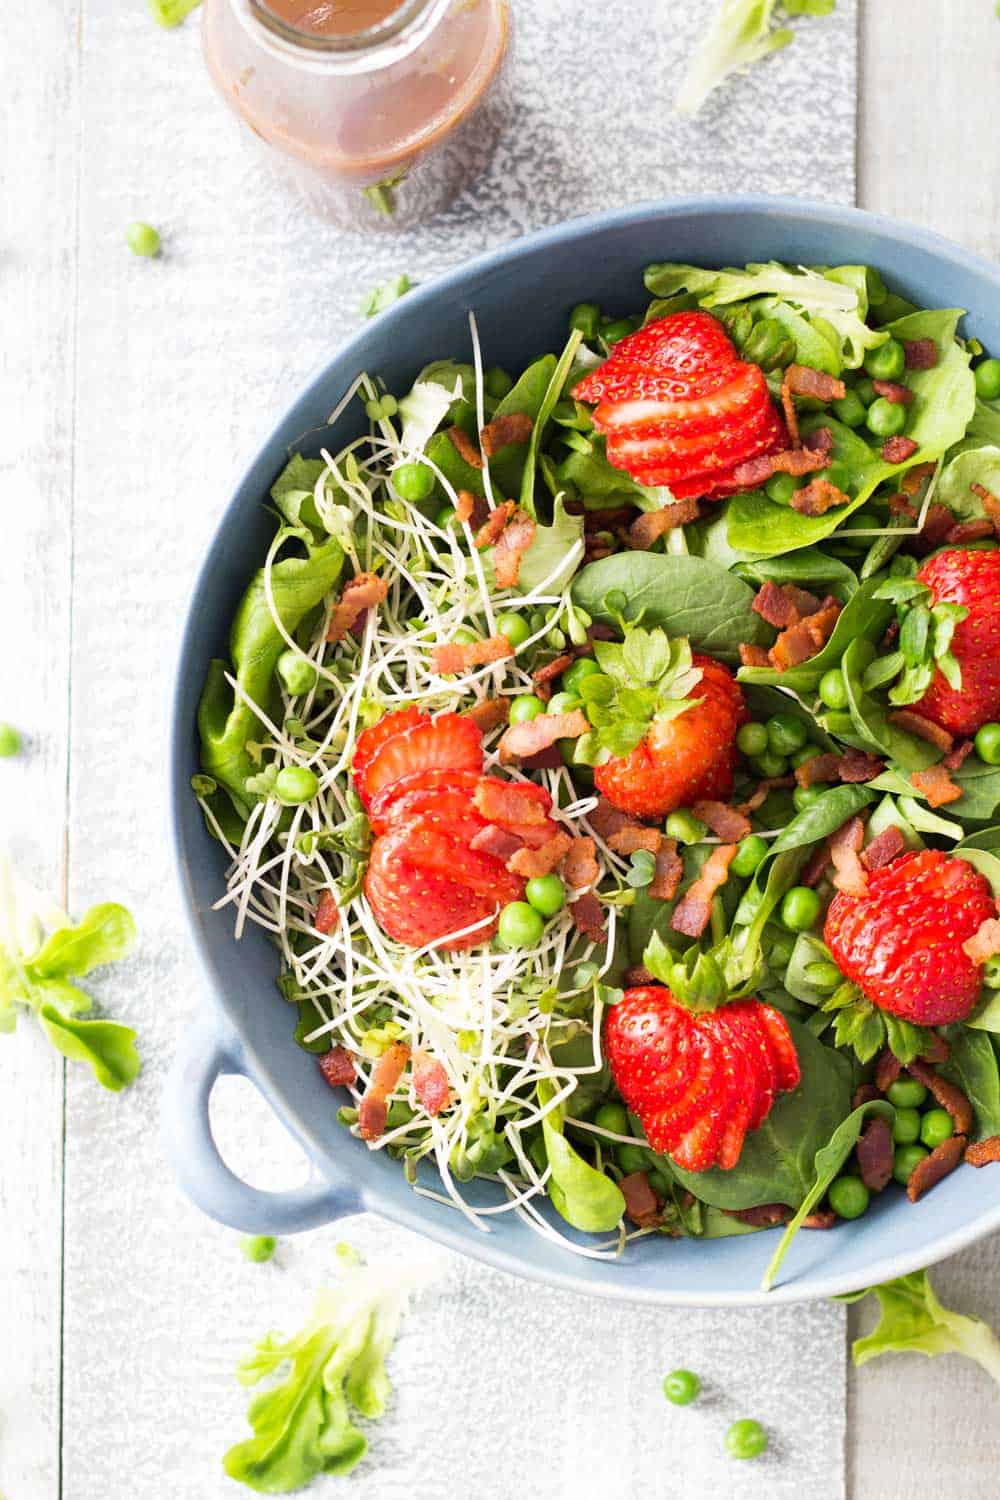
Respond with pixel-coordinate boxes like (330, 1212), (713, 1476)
(665, 1089), (730, 1173)
(402, 822), (524, 901)
(606, 398), (777, 479)
(352, 705), (424, 788)
(368, 768), (482, 835)
(365, 826), (499, 951)
(629, 405), (787, 497)
(579, 311), (738, 385)
(649, 1029), (719, 1150)
(727, 1005), (778, 1129)
(755, 1004), (801, 1093)
(714, 1092), (753, 1171)
(356, 713), (483, 810)
(706, 1006), (761, 1131)
(595, 362), (770, 439)
(573, 365), (736, 408)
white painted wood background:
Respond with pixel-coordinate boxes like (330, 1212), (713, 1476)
(2, 3), (1000, 1498)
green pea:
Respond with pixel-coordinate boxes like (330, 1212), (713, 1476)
(617, 1143), (649, 1174)
(562, 657), (602, 694)
(662, 1369), (701, 1406)
(791, 743), (823, 770)
(865, 337), (906, 381)
(886, 1077), (928, 1109)
(780, 886), (821, 932)
(509, 694), (546, 724)
(277, 650), (319, 697)
(893, 1143), (929, 1186)
(832, 390), (867, 428)
(125, 221), (161, 258)
(920, 1108), (954, 1149)
(866, 397), (907, 439)
(753, 751), (788, 779)
(240, 1234), (277, 1263)
(497, 901), (545, 950)
(854, 377), (878, 407)
(435, 504), (457, 529)
(0, 723), (22, 758)
(665, 809), (707, 845)
(730, 835), (769, 878)
(974, 357), (1000, 401)
(975, 723), (1000, 765)
(765, 472), (800, 506)
(569, 302), (602, 340)
(484, 366), (514, 400)
(736, 721), (769, 757)
(525, 873), (566, 918)
(793, 786), (824, 812)
(496, 611), (531, 650)
(725, 1419), (769, 1461)
(892, 1107), (922, 1145)
(828, 1175), (869, 1220)
(767, 712), (808, 757)
(451, 626), (479, 646)
(819, 668), (850, 710)
(594, 1101), (629, 1136)
(394, 461), (435, 502)
(602, 318), (635, 346)
(547, 691), (582, 715)
(274, 766), (320, 804)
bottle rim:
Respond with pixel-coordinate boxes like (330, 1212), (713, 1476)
(232, 0), (452, 73)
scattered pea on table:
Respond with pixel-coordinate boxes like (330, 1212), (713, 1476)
(725, 1418), (769, 1461)
(662, 1369), (701, 1406)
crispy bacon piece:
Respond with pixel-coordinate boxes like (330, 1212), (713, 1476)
(493, 508), (537, 588)
(910, 764), (962, 808)
(737, 776), (794, 815)
(803, 426), (835, 455)
(508, 831), (573, 878)
(588, 797), (634, 842)
(768, 598), (842, 671)
(470, 825), (522, 864)
(752, 581), (823, 629)
(412, 1048), (451, 1115)
(319, 1046), (357, 1090)
(570, 890), (606, 943)
(790, 479), (852, 517)
(480, 411), (534, 457)
(872, 379), (915, 406)
(946, 519), (995, 544)
(803, 1209), (838, 1230)
(920, 1033), (951, 1066)
(901, 461), (937, 497)
(731, 446), (830, 488)
(624, 964), (655, 987)
(620, 1171), (661, 1228)
(875, 1050), (903, 1092)
(944, 739), (975, 772)
(830, 816), (868, 896)
(888, 710), (954, 753)
(962, 917), (1000, 966)
(520, 746), (564, 770)
(971, 482), (1000, 537)
(473, 778), (549, 827)
(358, 1040), (410, 1141)
(326, 572), (389, 643)
(563, 835), (599, 893)
(911, 503), (954, 557)
(882, 435), (920, 465)
(800, 840), (833, 888)
(691, 800), (752, 842)
(780, 364), (847, 446)
(474, 499), (515, 550)
(314, 890), (340, 935)
(465, 697), (510, 733)
(839, 749), (887, 783)
(725, 1203), (790, 1227)
(856, 1115), (894, 1192)
(888, 492), (917, 519)
(739, 643), (771, 668)
(853, 1082), (882, 1110)
(965, 1136), (1000, 1167)
(497, 709), (589, 764)
(629, 500), (700, 550)
(431, 634), (515, 675)
(904, 338), (938, 370)
(861, 826), (907, 873)
(607, 824), (662, 856)
(649, 840), (684, 901)
(447, 425), (483, 469)
(670, 845), (737, 938)
(455, 489), (489, 530)
(907, 1060), (974, 1136)
(532, 652), (575, 687)
(907, 1134), (966, 1203)
(795, 751), (843, 788)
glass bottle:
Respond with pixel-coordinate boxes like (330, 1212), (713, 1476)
(202, 0), (512, 227)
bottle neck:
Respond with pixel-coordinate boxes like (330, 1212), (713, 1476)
(239, 0), (449, 68)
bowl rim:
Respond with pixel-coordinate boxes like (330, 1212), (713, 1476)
(169, 192), (1000, 1304)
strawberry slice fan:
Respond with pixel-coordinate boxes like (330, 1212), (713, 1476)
(574, 310), (786, 498)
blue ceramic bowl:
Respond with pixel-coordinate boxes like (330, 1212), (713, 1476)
(165, 195), (1000, 1304)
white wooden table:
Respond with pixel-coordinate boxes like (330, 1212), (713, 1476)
(3, 3), (1000, 1497)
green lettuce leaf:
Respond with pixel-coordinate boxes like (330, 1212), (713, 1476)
(537, 1077), (626, 1232)
(674, 1), (794, 115)
(843, 1271), (1000, 1386)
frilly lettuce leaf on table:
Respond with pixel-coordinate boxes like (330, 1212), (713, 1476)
(839, 1271), (1000, 1388)
(674, 1), (836, 117)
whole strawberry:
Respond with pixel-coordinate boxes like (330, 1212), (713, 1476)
(916, 548), (1000, 736)
(604, 985), (800, 1172)
(824, 849), (996, 1026)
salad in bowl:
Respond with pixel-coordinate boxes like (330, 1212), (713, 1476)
(193, 254), (1000, 1289)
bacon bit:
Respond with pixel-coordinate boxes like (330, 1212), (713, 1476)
(920, 1033), (951, 1066)
(800, 840), (834, 888)
(888, 492), (917, 519)
(620, 1171), (661, 1228)
(465, 697), (510, 734)
(649, 839), (684, 901)
(752, 581), (823, 629)
(470, 824), (523, 862)
(796, 751), (844, 788)
(314, 890), (340, 935)
(629, 500), (700, 550)
(447, 425), (483, 469)
(872, 379), (915, 406)
(911, 504), (954, 557)
(780, 364), (847, 446)
(532, 652), (575, 687)
(588, 797), (634, 842)
(691, 799), (752, 842)
(790, 479), (852, 517)
(838, 748), (887, 783)
(493, 508), (537, 588)
(971, 482), (1000, 537)
(900, 461), (937, 497)
(947, 518), (995, 545)
(497, 709), (589, 764)
(455, 489), (477, 525)
(962, 917), (1000, 966)
(319, 1046), (356, 1089)
(882, 435), (920, 465)
(412, 1049), (451, 1116)
(888, 710), (954, 753)
(802, 1208), (838, 1230)
(474, 499), (515, 550)
(804, 426), (836, 455)
(739, 643), (771, 668)
(856, 1114), (894, 1192)
(431, 634), (515, 675)
(480, 411), (534, 457)
(670, 845), (737, 938)
(944, 740), (974, 776)
(520, 745), (564, 771)
(904, 338), (938, 370)
(326, 572), (389, 643)
(737, 776), (795, 815)
(829, 816), (868, 896)
(907, 1134), (966, 1202)
(570, 890), (606, 943)
(861, 826), (907, 873)
(358, 1041), (410, 1141)
(607, 824), (662, 856)
(731, 446), (830, 488)
(853, 1082), (882, 1110)
(473, 779), (549, 827)
(725, 1203), (790, 1227)
(911, 764), (963, 808)
(965, 1136), (1000, 1167)
(907, 1060), (974, 1136)
(769, 599), (842, 670)
(563, 835), (600, 894)
(624, 965), (655, 986)
(881, 619), (901, 650)
(508, 831), (573, 878)
(875, 1050), (903, 1092)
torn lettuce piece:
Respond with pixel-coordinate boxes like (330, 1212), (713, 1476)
(675, 0), (793, 114)
(397, 375), (463, 456)
(841, 1271), (1000, 1386)
(360, 273), (412, 318)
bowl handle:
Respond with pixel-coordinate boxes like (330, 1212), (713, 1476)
(162, 1014), (363, 1234)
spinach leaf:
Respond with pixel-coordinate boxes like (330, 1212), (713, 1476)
(951, 756), (1000, 823)
(424, 428), (485, 498)
(555, 438), (667, 512)
(958, 825), (1000, 852)
(669, 1018), (853, 1211)
(570, 553), (770, 661)
(761, 1099), (894, 1290)
(840, 637), (939, 771)
(845, 1270), (1000, 1385)
(489, 353), (558, 499)
(537, 1077), (626, 1232)
(270, 455), (328, 533)
(737, 578), (893, 693)
(764, 784), (876, 862)
(941, 1025), (1000, 1138)
(735, 547), (859, 601)
(517, 333), (582, 519)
